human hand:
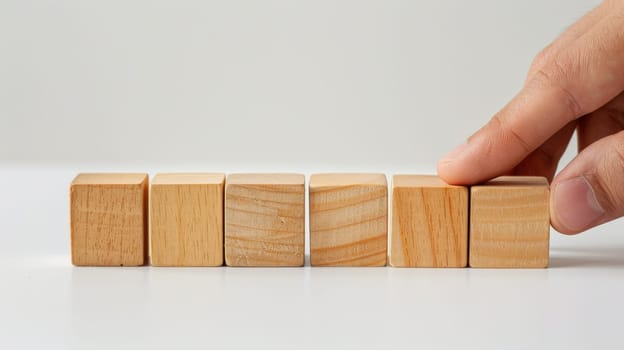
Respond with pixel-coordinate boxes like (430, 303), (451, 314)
(437, 0), (624, 234)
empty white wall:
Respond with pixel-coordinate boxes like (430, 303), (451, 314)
(0, 0), (600, 170)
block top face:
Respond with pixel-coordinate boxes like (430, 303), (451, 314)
(72, 173), (147, 186)
(309, 173), (387, 188)
(152, 173), (225, 185)
(227, 173), (304, 185)
(392, 174), (465, 188)
(474, 176), (548, 188)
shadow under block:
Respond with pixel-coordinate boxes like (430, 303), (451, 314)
(150, 173), (225, 267)
(70, 173), (148, 266)
(469, 176), (550, 268)
(225, 174), (305, 267)
(390, 175), (468, 267)
(309, 173), (388, 266)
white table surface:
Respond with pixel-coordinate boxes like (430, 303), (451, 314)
(2, 166), (624, 349)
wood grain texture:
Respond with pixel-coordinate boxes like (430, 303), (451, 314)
(225, 174), (305, 267)
(309, 173), (387, 267)
(390, 175), (468, 267)
(70, 173), (148, 266)
(469, 176), (550, 268)
(150, 173), (225, 267)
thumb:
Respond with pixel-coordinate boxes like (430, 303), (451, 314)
(551, 130), (624, 234)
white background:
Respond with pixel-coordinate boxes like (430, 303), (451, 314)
(4, 1), (624, 349)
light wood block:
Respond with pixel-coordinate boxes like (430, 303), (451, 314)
(225, 174), (305, 267)
(309, 173), (388, 266)
(469, 176), (550, 268)
(70, 173), (148, 266)
(390, 175), (468, 267)
(150, 173), (225, 267)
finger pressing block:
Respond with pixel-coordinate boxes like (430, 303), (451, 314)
(225, 174), (305, 267)
(469, 176), (550, 268)
(390, 175), (468, 268)
(150, 173), (225, 267)
(70, 173), (148, 266)
(309, 173), (388, 267)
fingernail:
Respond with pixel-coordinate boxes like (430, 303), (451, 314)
(552, 176), (605, 232)
(440, 142), (469, 163)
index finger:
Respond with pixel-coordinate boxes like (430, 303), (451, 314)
(437, 12), (624, 185)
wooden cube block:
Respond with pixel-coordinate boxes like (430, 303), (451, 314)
(309, 173), (388, 266)
(70, 173), (148, 266)
(390, 175), (468, 267)
(150, 173), (225, 267)
(225, 174), (305, 267)
(469, 176), (550, 268)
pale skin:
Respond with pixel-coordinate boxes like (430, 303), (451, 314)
(437, 0), (624, 235)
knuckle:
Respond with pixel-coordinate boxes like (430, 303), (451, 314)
(530, 47), (553, 71)
(603, 0), (621, 10)
(533, 57), (584, 119)
(491, 114), (532, 154)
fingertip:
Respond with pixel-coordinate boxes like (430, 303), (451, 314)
(548, 181), (566, 234)
(437, 159), (466, 185)
(437, 153), (488, 186)
(437, 143), (474, 185)
(549, 176), (605, 235)
(549, 209), (582, 235)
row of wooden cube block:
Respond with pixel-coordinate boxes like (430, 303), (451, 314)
(70, 173), (550, 268)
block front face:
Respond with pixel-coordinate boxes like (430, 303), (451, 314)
(225, 174), (305, 267)
(150, 173), (225, 267)
(390, 175), (468, 267)
(309, 173), (388, 266)
(70, 173), (148, 266)
(469, 176), (550, 268)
